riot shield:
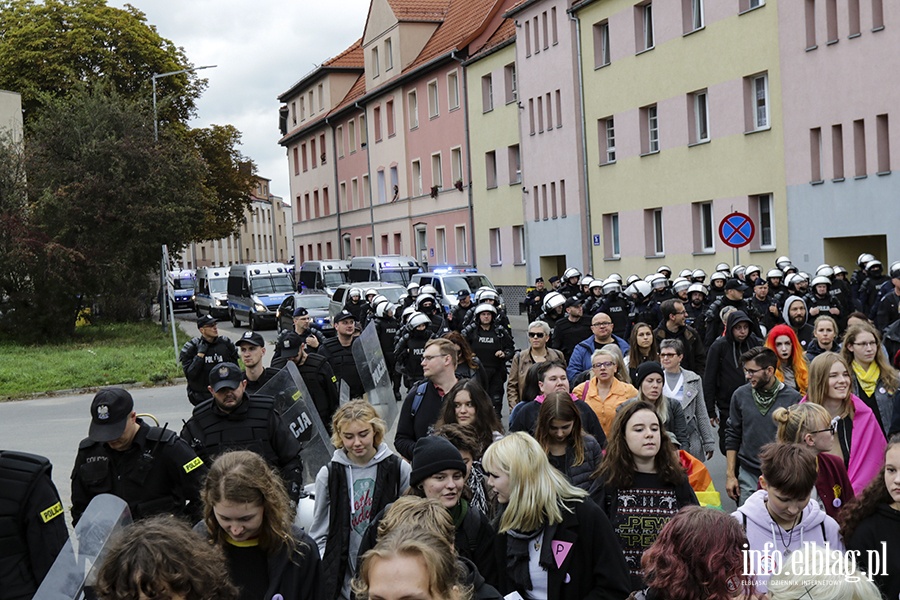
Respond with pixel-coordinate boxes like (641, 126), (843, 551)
(255, 361), (333, 486)
(352, 322), (398, 427)
(35, 494), (131, 600)
(339, 380), (350, 406)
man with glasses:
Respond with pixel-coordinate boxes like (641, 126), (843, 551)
(724, 347), (801, 506)
(566, 312), (630, 382)
(394, 338), (460, 460)
(654, 299), (706, 377)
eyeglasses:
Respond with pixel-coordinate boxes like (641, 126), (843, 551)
(421, 354), (448, 362)
(592, 361), (615, 369)
(592, 322), (613, 327)
(528, 332), (545, 338)
(852, 341), (878, 348)
(743, 366), (765, 375)
(808, 424), (836, 435)
(659, 352), (678, 358)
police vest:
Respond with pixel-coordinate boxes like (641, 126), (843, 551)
(185, 398), (279, 466)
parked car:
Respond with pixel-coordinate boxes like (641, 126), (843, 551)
(275, 292), (334, 336)
(226, 262), (294, 330)
(411, 269), (499, 315)
(328, 282), (406, 323)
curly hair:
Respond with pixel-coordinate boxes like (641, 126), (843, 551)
(443, 331), (478, 370)
(840, 434), (900, 541)
(765, 324), (809, 395)
(627, 323), (659, 371)
(94, 515), (239, 600)
(201, 450), (296, 554)
(593, 400), (686, 489)
(535, 392), (586, 466)
(435, 378), (502, 452)
(641, 506), (749, 600)
(331, 399), (387, 449)
(841, 322), (899, 395)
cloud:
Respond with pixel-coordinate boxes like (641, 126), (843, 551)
(109, 0), (372, 200)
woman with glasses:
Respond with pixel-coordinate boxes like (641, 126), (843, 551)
(841, 323), (899, 438)
(804, 352), (886, 494)
(625, 322), (659, 382)
(659, 339), (715, 461)
(506, 320), (565, 412)
(572, 349), (638, 435)
(773, 402), (854, 519)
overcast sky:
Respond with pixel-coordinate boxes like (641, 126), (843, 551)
(107, 0), (372, 202)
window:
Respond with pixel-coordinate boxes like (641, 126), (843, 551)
(411, 160), (422, 195)
(373, 106), (382, 142)
(594, 21), (611, 68)
(694, 201), (714, 252)
(301, 142), (308, 171)
(542, 11), (549, 50)
(362, 174), (371, 206)
(386, 100), (395, 137)
(504, 63), (517, 104)
(381, 234), (390, 254)
(385, 38), (393, 70)
(481, 75), (493, 113)
(560, 180), (567, 217)
(537, 96), (544, 132)
(340, 181), (347, 209)
(293, 147), (299, 175)
(877, 114), (891, 174)
(600, 117), (616, 164)
(528, 99), (535, 135)
(810, 127), (823, 182)
(337, 125), (344, 157)
(390, 166), (398, 201)
(650, 208), (664, 255)
(313, 190), (320, 218)
(546, 93), (553, 129)
(372, 47), (380, 77)
(428, 80), (439, 118)
(309, 91), (314, 115)
(349, 120), (356, 152)
(431, 153), (443, 189)
(394, 233), (402, 254)
(641, 104), (659, 154)
(525, 20), (532, 56)
(551, 7), (558, 45)
(448, 71), (460, 110)
(745, 73), (769, 131)
(550, 182), (557, 218)
(805, 0), (817, 49)
(359, 116), (366, 144)
(740, 0), (765, 10)
(435, 228), (446, 264)
(408, 90), (419, 129)
(848, 0), (861, 36)
(541, 184), (548, 220)
(490, 228), (502, 265)
(533, 16), (540, 52)
(513, 225), (525, 264)
(323, 187), (330, 215)
(508, 144), (521, 183)
(825, 0), (838, 43)
(555, 90), (562, 128)
(291, 101), (297, 125)
(832, 124), (844, 180)
(311, 138), (317, 168)
(300, 96), (306, 120)
(688, 0), (703, 32)
(342, 235), (351, 259)
(604, 213), (620, 258)
(318, 84), (324, 109)
(873, 0), (884, 30)
(455, 226), (467, 264)
(691, 90), (710, 143)
(638, 2), (654, 51)
(451, 147), (463, 186)
(351, 178), (359, 210)
(854, 119), (867, 177)
(752, 194), (775, 248)
(377, 169), (386, 204)
(485, 151), (497, 188)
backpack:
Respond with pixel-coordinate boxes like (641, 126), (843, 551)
(410, 381), (429, 417)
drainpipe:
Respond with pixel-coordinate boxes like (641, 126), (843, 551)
(355, 101), (376, 256)
(451, 50), (476, 268)
(570, 10), (594, 275)
(327, 115), (343, 259)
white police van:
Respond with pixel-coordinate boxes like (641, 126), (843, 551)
(348, 255), (422, 285)
(167, 269), (196, 311)
(411, 268), (498, 315)
(194, 266), (230, 319)
(226, 263), (295, 330)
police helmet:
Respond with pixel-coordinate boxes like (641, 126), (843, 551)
(783, 274), (798, 289)
(775, 256), (793, 269)
(732, 265), (746, 277)
(589, 278), (604, 290)
(815, 266), (834, 278)
(866, 259), (883, 272)
(416, 294), (436, 309)
(657, 265), (672, 277)
(580, 275), (595, 287)
(783, 265), (798, 275)
(408, 312), (431, 329)
(348, 287), (362, 299)
(401, 305), (417, 322)
(710, 272), (727, 283)
(889, 261), (900, 279)
(625, 280), (652, 299)
(473, 286), (493, 301)
(626, 274), (641, 286)
(407, 281), (420, 291)
(691, 269), (707, 282)
(543, 291), (565, 311)
(673, 278), (691, 294)
(715, 262), (730, 273)
(420, 285), (438, 297)
(474, 303), (498, 316)
(602, 278), (622, 295)
(479, 290), (500, 304)
(833, 265), (848, 276)
(688, 283), (708, 296)
(364, 288), (378, 298)
(858, 253), (875, 267)
(679, 269), (693, 279)
(745, 265), (761, 278)
(371, 294), (388, 308)
(811, 276), (831, 288)
(609, 273), (624, 284)
(767, 268), (784, 279)
(795, 272), (810, 282)
(375, 302), (395, 318)
(650, 274), (667, 290)
(563, 267), (581, 280)
(643, 274), (656, 283)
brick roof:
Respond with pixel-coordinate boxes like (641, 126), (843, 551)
(323, 38), (364, 67)
(387, 0), (452, 22)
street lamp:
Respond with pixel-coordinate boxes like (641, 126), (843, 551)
(152, 64), (216, 142)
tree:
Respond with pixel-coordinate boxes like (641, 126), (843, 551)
(0, 0), (205, 126)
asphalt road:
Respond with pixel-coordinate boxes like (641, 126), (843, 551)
(1, 308), (735, 526)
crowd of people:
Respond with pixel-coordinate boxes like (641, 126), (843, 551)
(6, 253), (900, 599)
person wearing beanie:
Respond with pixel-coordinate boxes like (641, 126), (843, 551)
(359, 435), (498, 588)
(617, 362), (690, 450)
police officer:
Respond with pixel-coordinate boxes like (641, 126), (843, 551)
(596, 278), (633, 340)
(320, 310), (365, 399)
(549, 296), (593, 362)
(180, 363), (303, 502)
(558, 267), (582, 298)
(237, 331), (279, 394)
(71, 388), (207, 525)
(273, 306), (326, 360)
(372, 301), (403, 401)
(524, 277), (548, 323)
(179, 315), (238, 406)
(394, 312), (434, 388)
(279, 332), (340, 433)
(462, 304), (515, 417)
(449, 289), (473, 332)
(0, 450), (69, 599)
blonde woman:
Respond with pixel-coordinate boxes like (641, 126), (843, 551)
(482, 432), (630, 599)
(571, 349), (638, 434)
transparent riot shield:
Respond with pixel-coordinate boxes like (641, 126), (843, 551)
(352, 322), (398, 427)
(255, 361), (333, 486)
(35, 494), (131, 600)
(339, 380), (350, 406)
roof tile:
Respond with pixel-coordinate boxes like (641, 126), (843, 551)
(387, 0), (452, 22)
(323, 38), (364, 68)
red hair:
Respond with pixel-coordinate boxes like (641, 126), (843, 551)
(642, 506), (751, 600)
(765, 324), (809, 395)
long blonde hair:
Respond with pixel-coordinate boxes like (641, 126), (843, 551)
(807, 352), (854, 419)
(482, 432), (586, 533)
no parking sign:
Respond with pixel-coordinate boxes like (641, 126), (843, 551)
(718, 212), (755, 248)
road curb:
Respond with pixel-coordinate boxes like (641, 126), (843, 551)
(3, 377), (189, 403)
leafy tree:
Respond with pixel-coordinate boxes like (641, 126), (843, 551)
(0, 0), (205, 126)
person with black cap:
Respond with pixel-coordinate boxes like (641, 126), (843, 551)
(524, 277), (548, 323)
(448, 289), (473, 332)
(179, 315), (239, 406)
(549, 296), (594, 362)
(748, 277), (778, 334)
(549, 275), (562, 291)
(702, 278), (762, 347)
(276, 331), (340, 432)
(72, 388), (207, 525)
(236, 331), (280, 394)
(180, 363), (303, 503)
(0, 450), (69, 599)
(273, 306), (326, 361)
(320, 310), (365, 399)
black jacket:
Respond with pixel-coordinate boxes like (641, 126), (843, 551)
(462, 322), (515, 370)
(702, 311), (762, 416)
(492, 498), (631, 600)
(320, 336), (364, 398)
(179, 335), (239, 405)
(394, 380), (446, 460)
(653, 323), (706, 377)
(550, 316), (594, 361)
(293, 352), (340, 433)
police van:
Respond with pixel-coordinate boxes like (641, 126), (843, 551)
(167, 269), (196, 311)
(194, 266), (230, 319)
(226, 263), (295, 330)
(297, 260), (350, 296)
(411, 269), (498, 315)
(347, 255), (422, 285)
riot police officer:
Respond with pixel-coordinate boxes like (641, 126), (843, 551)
(71, 388), (207, 525)
(179, 315), (238, 406)
(524, 277), (548, 323)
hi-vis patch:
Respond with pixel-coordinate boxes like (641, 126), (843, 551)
(183, 457), (204, 473)
(40, 502), (63, 523)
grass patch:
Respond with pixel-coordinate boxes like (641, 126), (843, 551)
(0, 321), (190, 399)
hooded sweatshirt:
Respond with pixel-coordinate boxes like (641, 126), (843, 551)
(703, 310), (762, 415)
(733, 489), (844, 593)
(846, 504), (900, 600)
(309, 442), (411, 599)
(782, 295), (814, 348)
